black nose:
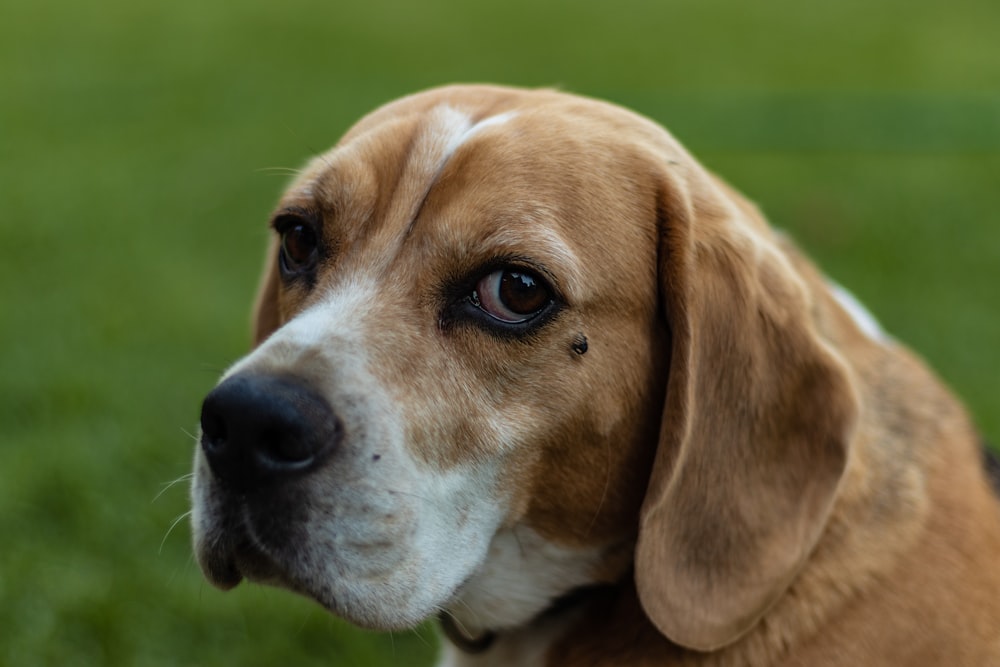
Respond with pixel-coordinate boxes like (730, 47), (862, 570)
(199, 373), (342, 492)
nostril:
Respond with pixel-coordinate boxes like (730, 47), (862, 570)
(197, 373), (341, 492)
(199, 405), (228, 451)
(260, 428), (312, 467)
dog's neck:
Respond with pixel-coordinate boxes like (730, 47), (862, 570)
(436, 526), (623, 666)
(439, 613), (496, 655)
(437, 596), (594, 667)
(436, 464), (934, 667)
(440, 526), (611, 633)
(439, 585), (606, 660)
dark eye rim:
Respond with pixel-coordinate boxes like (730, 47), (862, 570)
(441, 259), (564, 339)
(272, 210), (321, 281)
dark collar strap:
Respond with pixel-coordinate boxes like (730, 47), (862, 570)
(439, 613), (496, 654)
(438, 584), (608, 655)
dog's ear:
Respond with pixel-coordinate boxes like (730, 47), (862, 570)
(251, 237), (282, 348)
(634, 167), (858, 651)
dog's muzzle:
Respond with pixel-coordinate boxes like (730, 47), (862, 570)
(199, 373), (342, 493)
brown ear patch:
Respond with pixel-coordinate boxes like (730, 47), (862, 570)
(635, 171), (858, 651)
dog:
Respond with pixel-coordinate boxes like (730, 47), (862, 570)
(190, 85), (1000, 666)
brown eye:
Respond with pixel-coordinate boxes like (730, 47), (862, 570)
(279, 221), (318, 274)
(473, 269), (552, 323)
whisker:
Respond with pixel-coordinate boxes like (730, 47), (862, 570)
(198, 363), (227, 376)
(160, 510), (194, 555)
(280, 121), (334, 171)
(410, 622), (435, 649)
(254, 166), (304, 177)
(153, 471), (196, 503)
(441, 600), (483, 636)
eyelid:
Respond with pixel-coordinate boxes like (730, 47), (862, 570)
(475, 257), (563, 302)
(271, 207), (319, 233)
(271, 208), (323, 286)
(439, 258), (565, 339)
(474, 269), (552, 324)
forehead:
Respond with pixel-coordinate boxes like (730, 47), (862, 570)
(276, 90), (662, 297)
(284, 87), (661, 210)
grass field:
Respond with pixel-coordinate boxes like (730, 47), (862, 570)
(1, 0), (998, 664)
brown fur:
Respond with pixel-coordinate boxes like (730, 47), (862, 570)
(247, 85), (1000, 665)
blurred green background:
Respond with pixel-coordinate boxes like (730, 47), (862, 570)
(1, 0), (997, 664)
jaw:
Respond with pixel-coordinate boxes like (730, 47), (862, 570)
(192, 457), (618, 636)
(443, 525), (613, 634)
(191, 443), (513, 631)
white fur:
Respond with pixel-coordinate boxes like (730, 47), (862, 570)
(445, 527), (603, 633)
(409, 106), (517, 185)
(438, 527), (599, 667)
(455, 111), (518, 151)
(223, 278), (379, 378)
(361, 105), (519, 236)
(193, 279), (510, 630)
(829, 282), (888, 342)
(285, 107), (516, 226)
(419, 105), (476, 178)
(432, 107), (517, 165)
(424, 107), (517, 188)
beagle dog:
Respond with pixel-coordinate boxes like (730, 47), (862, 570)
(190, 85), (1000, 666)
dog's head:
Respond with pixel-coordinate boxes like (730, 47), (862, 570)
(191, 85), (857, 651)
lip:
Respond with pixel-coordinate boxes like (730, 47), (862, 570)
(205, 536), (344, 620)
(199, 533), (297, 589)
(195, 499), (291, 592)
(199, 548), (244, 590)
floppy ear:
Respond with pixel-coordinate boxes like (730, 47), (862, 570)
(251, 237), (282, 348)
(634, 168), (858, 651)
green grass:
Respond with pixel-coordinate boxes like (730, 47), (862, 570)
(1, 0), (998, 664)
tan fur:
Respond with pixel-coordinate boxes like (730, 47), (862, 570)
(244, 85), (1000, 665)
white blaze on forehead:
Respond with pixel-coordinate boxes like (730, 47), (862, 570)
(419, 105), (518, 183)
(360, 104), (520, 263)
(829, 282), (889, 343)
(414, 104), (475, 178)
(451, 110), (518, 158)
(285, 106), (518, 227)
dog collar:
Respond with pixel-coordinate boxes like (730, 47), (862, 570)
(438, 613), (497, 654)
(438, 585), (607, 655)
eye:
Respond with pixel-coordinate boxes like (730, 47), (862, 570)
(471, 268), (553, 323)
(276, 216), (319, 275)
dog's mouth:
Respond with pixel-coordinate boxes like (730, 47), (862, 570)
(198, 534), (282, 591)
(190, 417), (508, 633)
(198, 532), (269, 590)
(194, 490), (306, 594)
(194, 481), (367, 624)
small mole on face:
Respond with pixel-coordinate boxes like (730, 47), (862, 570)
(571, 334), (588, 355)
